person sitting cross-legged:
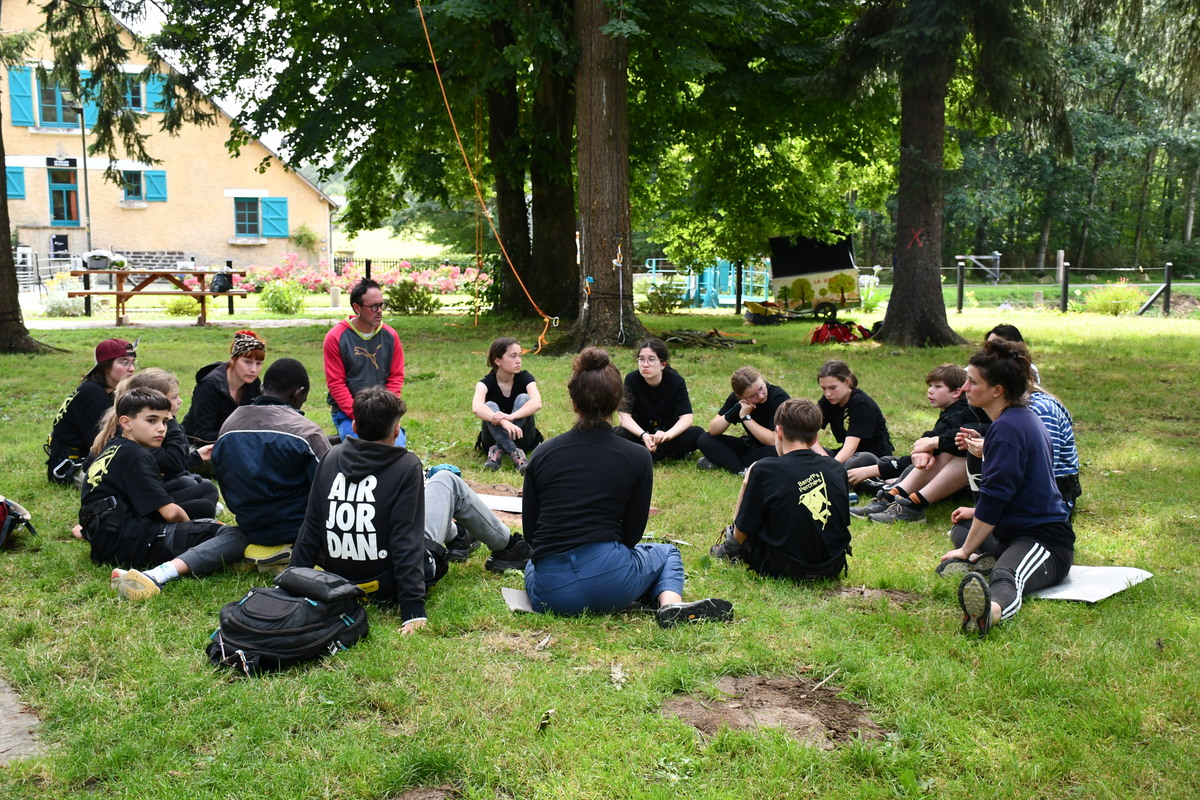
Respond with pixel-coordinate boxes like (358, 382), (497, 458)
(290, 386), (531, 634)
(711, 398), (853, 580)
(211, 358), (332, 571)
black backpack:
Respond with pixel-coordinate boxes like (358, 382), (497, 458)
(207, 567), (368, 676)
(0, 497), (36, 550)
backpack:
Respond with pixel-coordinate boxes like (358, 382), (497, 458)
(809, 321), (873, 344)
(207, 567), (368, 676)
(0, 497), (37, 550)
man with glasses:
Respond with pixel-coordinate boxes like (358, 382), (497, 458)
(323, 279), (407, 445)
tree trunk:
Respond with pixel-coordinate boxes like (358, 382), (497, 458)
(1184, 162), (1199, 243)
(876, 51), (964, 347)
(487, 23), (534, 316)
(1034, 209), (1052, 273)
(529, 15), (579, 321)
(563, 0), (644, 351)
(1131, 145), (1157, 265)
(1076, 151), (1104, 271)
(0, 114), (51, 354)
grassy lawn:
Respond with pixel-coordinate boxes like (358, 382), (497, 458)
(1, 309), (1197, 798)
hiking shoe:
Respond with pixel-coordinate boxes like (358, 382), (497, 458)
(709, 524), (743, 563)
(111, 569), (161, 601)
(484, 445), (503, 471)
(445, 522), (481, 562)
(244, 543), (293, 574)
(958, 571), (994, 637)
(510, 448), (528, 475)
(696, 456), (720, 471)
(656, 598), (734, 628)
(936, 554), (998, 579)
(867, 497), (926, 524)
(485, 532), (531, 573)
(858, 478), (887, 495)
(851, 490), (894, 518)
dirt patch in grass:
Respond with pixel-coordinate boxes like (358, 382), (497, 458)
(829, 585), (922, 607)
(0, 680), (42, 764)
(662, 675), (885, 749)
(476, 631), (555, 660)
(386, 787), (459, 800)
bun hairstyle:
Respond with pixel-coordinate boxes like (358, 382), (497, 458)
(817, 359), (857, 389)
(730, 366), (762, 395)
(91, 369), (181, 455)
(568, 347), (623, 430)
(969, 338), (1031, 407)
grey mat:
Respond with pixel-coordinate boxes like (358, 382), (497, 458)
(1031, 565), (1153, 604)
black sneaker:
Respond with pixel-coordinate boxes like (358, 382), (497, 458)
(696, 457), (719, 471)
(867, 496), (926, 524)
(958, 571), (994, 637)
(445, 522), (481, 563)
(858, 478), (887, 495)
(485, 532), (532, 573)
(656, 598), (734, 628)
(850, 490), (894, 518)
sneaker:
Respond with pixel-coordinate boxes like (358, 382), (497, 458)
(656, 598), (734, 628)
(858, 478), (887, 495)
(485, 532), (532, 573)
(850, 490), (895, 518)
(958, 571), (994, 637)
(867, 497), (926, 524)
(509, 448), (528, 475)
(936, 553), (998, 578)
(445, 522), (481, 563)
(243, 543), (293, 574)
(483, 445), (503, 471)
(709, 524), (743, 563)
(696, 456), (719, 471)
(111, 568), (162, 601)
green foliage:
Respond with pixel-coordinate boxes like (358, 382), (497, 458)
(257, 279), (306, 315)
(636, 277), (685, 315)
(160, 296), (201, 317)
(383, 277), (441, 316)
(1084, 279), (1147, 316)
(40, 273), (86, 317)
(288, 224), (319, 254)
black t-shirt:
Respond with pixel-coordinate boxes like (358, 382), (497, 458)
(49, 379), (111, 456)
(182, 362), (261, 445)
(523, 428), (653, 561)
(717, 384), (790, 440)
(735, 449), (852, 577)
(818, 388), (893, 456)
(479, 370), (537, 415)
(80, 436), (174, 565)
(621, 369), (693, 433)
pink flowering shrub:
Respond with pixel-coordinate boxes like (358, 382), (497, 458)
(232, 255), (494, 296)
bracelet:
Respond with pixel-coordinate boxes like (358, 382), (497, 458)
(639, 430), (648, 437)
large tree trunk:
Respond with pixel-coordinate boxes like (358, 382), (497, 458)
(564, 0), (644, 351)
(529, 11), (579, 321)
(1184, 162), (1199, 243)
(487, 23), (534, 316)
(1131, 145), (1157, 265)
(0, 117), (51, 354)
(877, 51), (964, 347)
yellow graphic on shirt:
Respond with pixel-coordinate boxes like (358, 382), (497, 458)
(353, 345), (381, 370)
(52, 388), (79, 427)
(796, 472), (831, 527)
(86, 444), (120, 489)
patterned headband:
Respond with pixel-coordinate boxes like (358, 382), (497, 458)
(230, 330), (265, 358)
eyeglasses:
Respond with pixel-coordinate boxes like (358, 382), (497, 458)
(636, 356), (660, 364)
(361, 302), (388, 313)
(115, 357), (137, 368)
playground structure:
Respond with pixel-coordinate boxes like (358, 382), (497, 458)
(637, 258), (771, 307)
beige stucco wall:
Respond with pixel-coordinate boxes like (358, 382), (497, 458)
(3, 1), (335, 268)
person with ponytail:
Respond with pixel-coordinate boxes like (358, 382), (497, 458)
(181, 330), (265, 448)
(522, 348), (733, 628)
(939, 339), (1074, 637)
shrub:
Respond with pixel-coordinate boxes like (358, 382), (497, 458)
(1084, 279), (1147, 316)
(41, 272), (86, 317)
(384, 277), (441, 315)
(162, 296), (201, 317)
(637, 277), (685, 315)
(258, 279), (307, 315)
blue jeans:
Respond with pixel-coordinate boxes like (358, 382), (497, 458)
(332, 408), (406, 448)
(524, 540), (684, 616)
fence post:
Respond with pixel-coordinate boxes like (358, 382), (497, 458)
(84, 271), (92, 317)
(1164, 261), (1172, 316)
(991, 250), (1001, 285)
(1057, 250), (1068, 313)
(956, 260), (964, 313)
(734, 259), (743, 315)
(365, 258), (372, 280)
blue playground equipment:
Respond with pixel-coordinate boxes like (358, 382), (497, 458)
(640, 258), (771, 307)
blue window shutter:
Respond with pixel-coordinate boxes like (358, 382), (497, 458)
(8, 67), (35, 126)
(79, 70), (99, 128)
(144, 170), (167, 201)
(6, 167), (25, 199)
(261, 197), (289, 238)
(146, 74), (168, 112)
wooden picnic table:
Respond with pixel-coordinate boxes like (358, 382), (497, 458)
(68, 268), (248, 326)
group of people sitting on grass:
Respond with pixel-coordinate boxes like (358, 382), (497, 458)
(43, 277), (1079, 637)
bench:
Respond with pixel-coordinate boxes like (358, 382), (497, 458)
(68, 269), (249, 326)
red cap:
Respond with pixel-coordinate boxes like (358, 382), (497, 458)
(94, 338), (136, 365)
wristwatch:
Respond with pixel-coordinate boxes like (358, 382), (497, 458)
(742, 414), (753, 422)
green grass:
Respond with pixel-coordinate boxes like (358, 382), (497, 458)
(1, 310), (1198, 798)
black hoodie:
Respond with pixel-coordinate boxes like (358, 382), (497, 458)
(291, 438), (427, 623)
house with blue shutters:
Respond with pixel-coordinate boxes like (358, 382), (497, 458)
(3, 2), (335, 271)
